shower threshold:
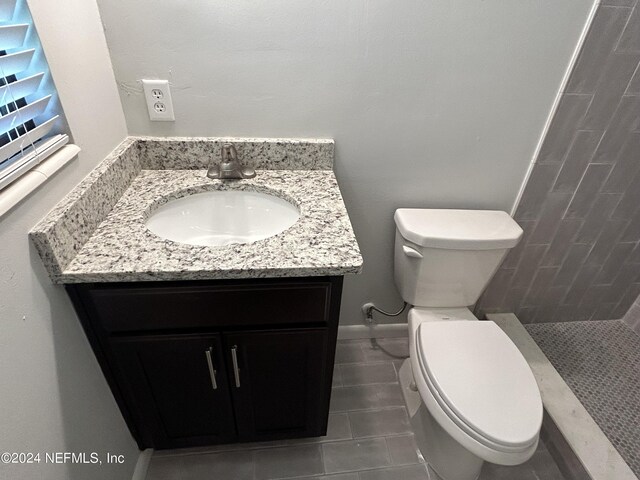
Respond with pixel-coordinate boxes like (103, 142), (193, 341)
(488, 313), (637, 480)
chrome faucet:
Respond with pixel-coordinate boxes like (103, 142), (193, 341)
(207, 143), (256, 180)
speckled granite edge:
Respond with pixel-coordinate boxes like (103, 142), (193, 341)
(30, 138), (141, 276)
(136, 136), (334, 170)
(60, 265), (363, 284)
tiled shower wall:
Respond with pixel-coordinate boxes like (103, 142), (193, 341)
(623, 296), (640, 333)
(476, 1), (640, 324)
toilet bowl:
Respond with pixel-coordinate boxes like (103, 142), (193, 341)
(400, 308), (542, 479)
(393, 209), (542, 480)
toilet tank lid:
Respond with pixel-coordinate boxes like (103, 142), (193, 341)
(394, 209), (523, 250)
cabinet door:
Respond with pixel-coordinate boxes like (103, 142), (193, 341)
(111, 334), (236, 448)
(224, 329), (330, 441)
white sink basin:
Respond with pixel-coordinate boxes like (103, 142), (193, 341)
(146, 190), (300, 246)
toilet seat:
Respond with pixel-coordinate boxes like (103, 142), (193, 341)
(411, 319), (542, 462)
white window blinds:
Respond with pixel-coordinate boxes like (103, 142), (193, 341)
(0, 0), (68, 191)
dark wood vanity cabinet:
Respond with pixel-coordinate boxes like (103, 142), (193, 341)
(225, 329), (328, 442)
(66, 276), (343, 450)
(111, 334), (237, 448)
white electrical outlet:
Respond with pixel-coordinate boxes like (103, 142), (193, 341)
(141, 79), (175, 121)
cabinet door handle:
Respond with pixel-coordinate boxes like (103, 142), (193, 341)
(231, 345), (241, 388)
(205, 347), (218, 390)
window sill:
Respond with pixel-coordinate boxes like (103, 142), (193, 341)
(0, 144), (81, 219)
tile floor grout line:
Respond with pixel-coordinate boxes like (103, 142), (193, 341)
(334, 360), (402, 367)
(319, 439), (326, 478)
(331, 382), (400, 386)
(154, 430), (417, 459)
(252, 449), (257, 480)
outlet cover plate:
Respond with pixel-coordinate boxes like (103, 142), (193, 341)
(141, 79), (175, 121)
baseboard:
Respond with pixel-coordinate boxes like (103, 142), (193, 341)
(131, 448), (153, 480)
(338, 323), (408, 340)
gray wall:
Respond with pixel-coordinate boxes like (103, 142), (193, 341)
(95, 0), (594, 325)
(477, 1), (640, 324)
(0, 1), (138, 479)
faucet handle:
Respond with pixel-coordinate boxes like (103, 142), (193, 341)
(221, 143), (238, 162)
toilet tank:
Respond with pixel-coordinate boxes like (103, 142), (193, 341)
(394, 209), (523, 307)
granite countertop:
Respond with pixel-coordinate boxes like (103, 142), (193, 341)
(30, 137), (363, 283)
(65, 169), (361, 282)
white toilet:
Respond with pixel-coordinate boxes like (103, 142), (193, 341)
(394, 208), (542, 480)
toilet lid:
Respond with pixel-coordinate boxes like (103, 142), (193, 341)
(416, 320), (542, 450)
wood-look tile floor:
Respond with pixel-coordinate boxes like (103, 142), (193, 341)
(146, 338), (566, 480)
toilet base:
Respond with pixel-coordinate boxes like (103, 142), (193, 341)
(399, 359), (483, 480)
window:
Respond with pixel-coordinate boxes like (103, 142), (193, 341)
(0, 0), (68, 191)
